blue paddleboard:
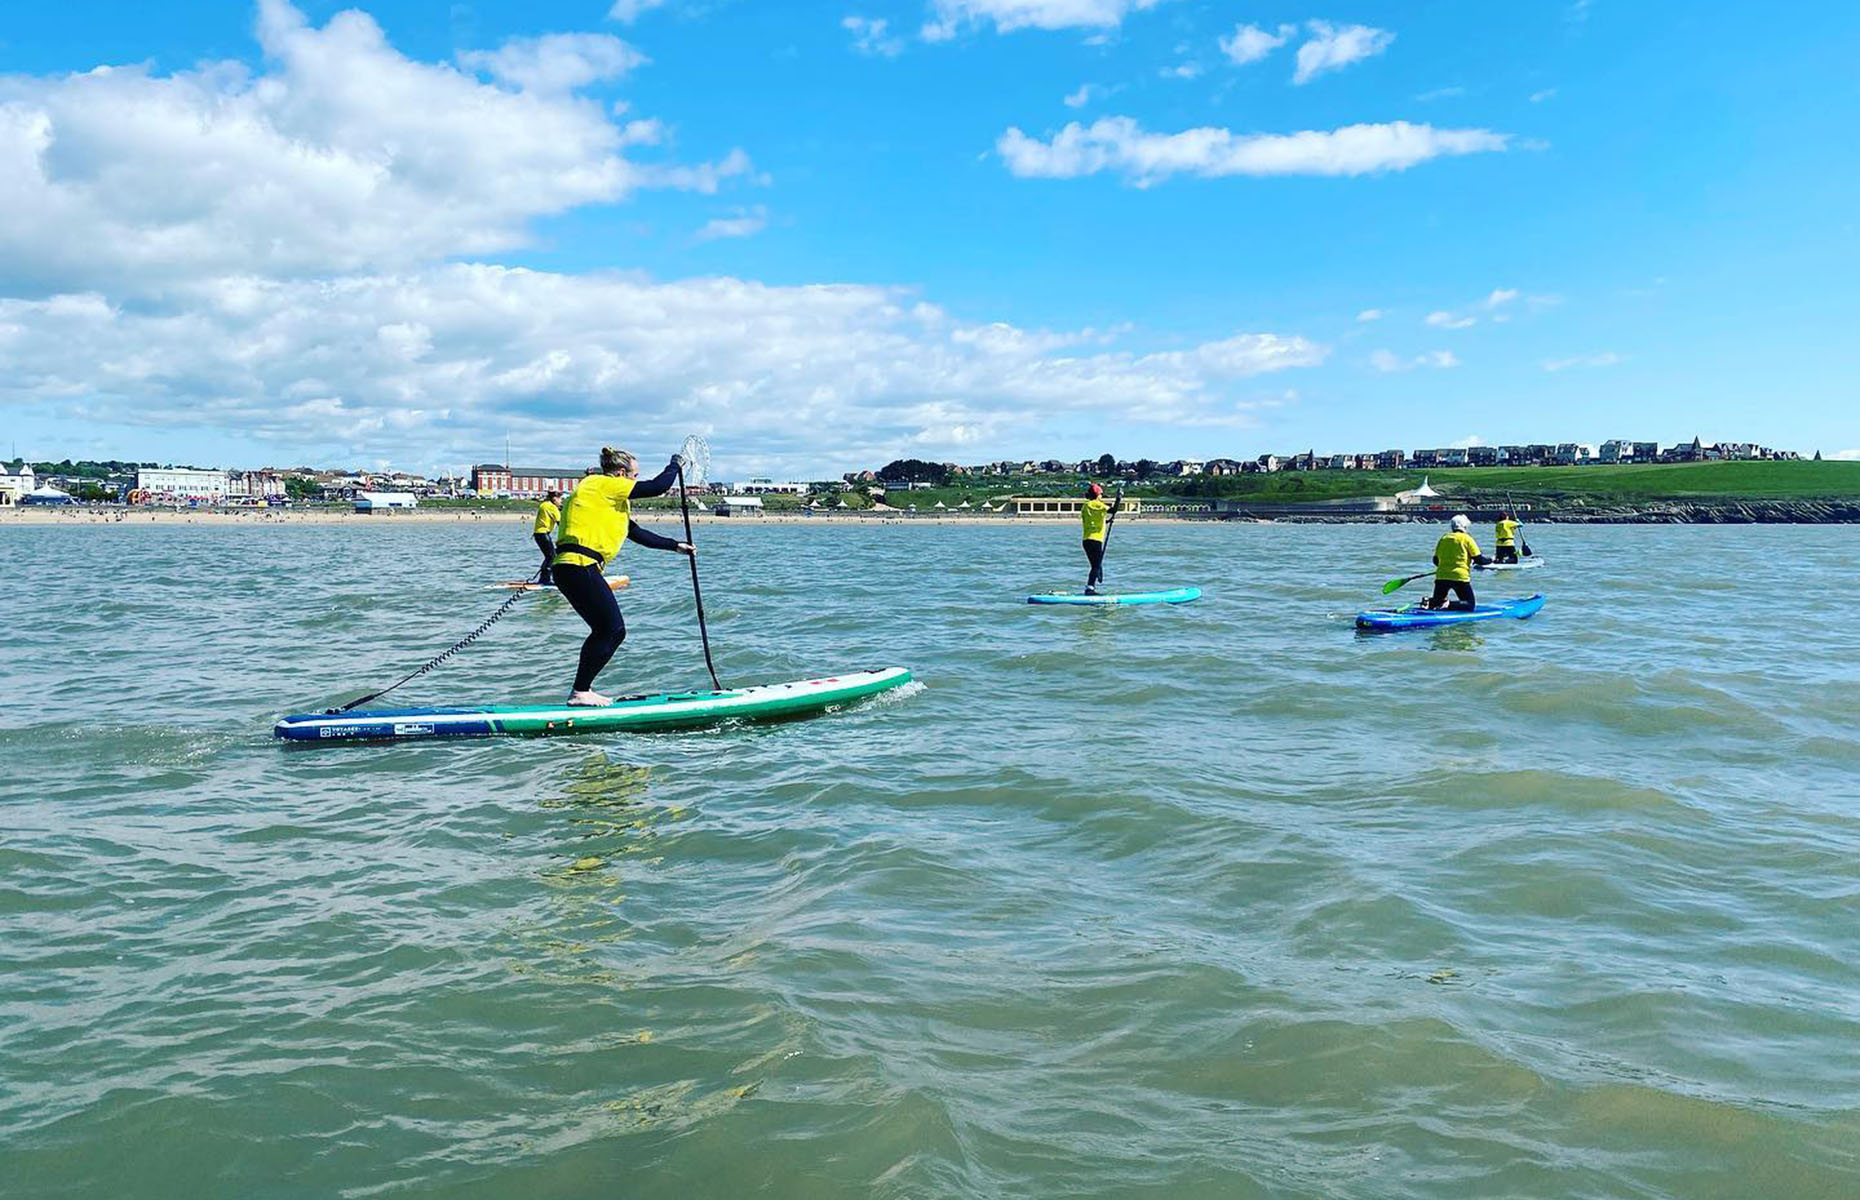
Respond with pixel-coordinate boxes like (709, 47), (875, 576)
(1356, 593), (1545, 631)
(1028, 587), (1202, 606)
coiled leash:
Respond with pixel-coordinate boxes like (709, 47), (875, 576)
(324, 571), (536, 714)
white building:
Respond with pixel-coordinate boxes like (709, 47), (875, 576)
(714, 496), (766, 515)
(354, 491), (418, 512)
(0, 463), (34, 505)
(726, 479), (807, 495)
(137, 467), (229, 501)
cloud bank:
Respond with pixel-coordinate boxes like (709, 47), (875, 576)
(998, 118), (1508, 184)
(0, 1), (1333, 473)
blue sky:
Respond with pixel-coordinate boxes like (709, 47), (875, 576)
(2, 0), (1856, 477)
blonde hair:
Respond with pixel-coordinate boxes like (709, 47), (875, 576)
(599, 447), (638, 476)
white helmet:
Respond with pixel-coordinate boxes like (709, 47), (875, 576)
(1450, 514), (1472, 532)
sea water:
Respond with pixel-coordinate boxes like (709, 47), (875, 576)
(2, 520), (1856, 1198)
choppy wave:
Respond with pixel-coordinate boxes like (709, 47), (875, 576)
(3, 521), (1858, 1199)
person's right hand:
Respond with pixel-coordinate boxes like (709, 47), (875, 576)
(677, 542), (696, 556)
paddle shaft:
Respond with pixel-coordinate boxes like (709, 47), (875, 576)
(676, 461), (722, 692)
(1506, 490), (1533, 557)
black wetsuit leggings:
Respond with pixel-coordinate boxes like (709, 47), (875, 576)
(533, 533), (555, 584)
(1429, 580), (1475, 610)
(555, 562), (626, 692)
(1495, 544), (1519, 564)
(1083, 538), (1106, 589)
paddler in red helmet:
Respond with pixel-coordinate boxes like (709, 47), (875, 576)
(1080, 481), (1118, 595)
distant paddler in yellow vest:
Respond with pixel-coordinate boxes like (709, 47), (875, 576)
(1422, 514), (1490, 611)
(1493, 511), (1522, 564)
(1080, 482), (1121, 595)
(532, 489), (562, 585)
(553, 447), (693, 707)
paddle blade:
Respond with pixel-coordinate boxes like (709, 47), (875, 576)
(677, 435), (712, 489)
(1381, 577), (1408, 595)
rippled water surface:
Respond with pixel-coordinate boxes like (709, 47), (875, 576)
(4, 519), (1858, 1199)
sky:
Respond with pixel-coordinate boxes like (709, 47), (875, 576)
(2, 0), (1857, 478)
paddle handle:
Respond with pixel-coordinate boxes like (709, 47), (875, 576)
(676, 461), (722, 692)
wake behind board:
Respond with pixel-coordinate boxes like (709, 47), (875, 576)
(1028, 587), (1201, 607)
(1356, 593), (1546, 631)
(1475, 557), (1543, 573)
(275, 667), (912, 743)
(486, 575), (630, 592)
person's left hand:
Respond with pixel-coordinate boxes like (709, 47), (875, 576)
(678, 542), (696, 556)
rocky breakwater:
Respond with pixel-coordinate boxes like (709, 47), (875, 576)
(1534, 498), (1860, 524)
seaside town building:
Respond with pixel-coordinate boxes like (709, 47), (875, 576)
(0, 462), (35, 505)
(470, 464), (589, 498)
(1009, 496), (1145, 517)
(135, 467), (229, 502)
(354, 491), (418, 513)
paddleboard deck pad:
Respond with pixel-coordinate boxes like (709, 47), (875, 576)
(487, 576), (629, 592)
(1356, 593), (1546, 631)
(275, 667), (912, 742)
(1028, 587), (1201, 606)
(1475, 557), (1543, 572)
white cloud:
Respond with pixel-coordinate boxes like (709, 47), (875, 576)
(1830, 449), (1860, 461)
(0, 0), (751, 295)
(0, 0), (1337, 476)
(694, 206), (768, 241)
(1294, 21), (1394, 85)
(1447, 433), (1484, 448)
(1415, 85), (1465, 102)
(843, 15), (905, 57)
(0, 270), (1329, 471)
(1530, 88), (1557, 103)
(1220, 22), (1294, 66)
(1356, 308), (1383, 322)
(922, 0), (1165, 41)
(1424, 288), (1525, 330)
(1160, 62), (1203, 81)
(1542, 351), (1624, 371)
(997, 118), (1507, 184)
(1063, 83), (1101, 108)
(457, 32), (645, 93)
(607, 0), (667, 22)
(1370, 348), (1459, 372)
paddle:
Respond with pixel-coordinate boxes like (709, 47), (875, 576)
(1382, 570), (1433, 596)
(1506, 490), (1533, 558)
(675, 435), (722, 692)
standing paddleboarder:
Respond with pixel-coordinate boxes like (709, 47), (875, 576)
(1080, 482), (1120, 595)
(1493, 510), (1522, 564)
(532, 489), (562, 585)
(553, 448), (694, 706)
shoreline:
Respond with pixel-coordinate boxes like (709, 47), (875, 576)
(4, 500), (1858, 527)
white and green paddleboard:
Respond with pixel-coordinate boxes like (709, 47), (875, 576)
(275, 668), (913, 743)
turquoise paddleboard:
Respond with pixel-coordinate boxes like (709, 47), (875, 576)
(1028, 587), (1201, 606)
(276, 668), (913, 742)
(1356, 594), (1546, 631)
